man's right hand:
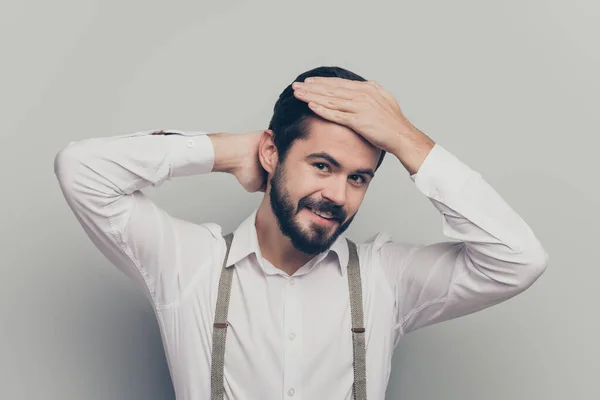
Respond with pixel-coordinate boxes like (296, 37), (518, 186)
(209, 130), (268, 193)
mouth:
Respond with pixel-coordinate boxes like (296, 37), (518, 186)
(305, 207), (339, 226)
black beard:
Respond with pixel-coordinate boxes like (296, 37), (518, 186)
(268, 163), (356, 254)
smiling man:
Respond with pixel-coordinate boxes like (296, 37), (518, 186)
(54, 66), (548, 400)
(262, 116), (379, 269)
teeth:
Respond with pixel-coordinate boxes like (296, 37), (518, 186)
(310, 208), (333, 219)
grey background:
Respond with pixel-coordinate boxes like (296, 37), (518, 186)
(1, 0), (598, 399)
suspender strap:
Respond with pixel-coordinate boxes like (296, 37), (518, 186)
(210, 232), (234, 400)
(210, 234), (367, 399)
(346, 238), (367, 400)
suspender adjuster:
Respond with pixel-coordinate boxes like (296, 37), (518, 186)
(351, 327), (365, 333)
(214, 322), (228, 329)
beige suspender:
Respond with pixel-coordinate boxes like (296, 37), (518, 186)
(210, 233), (235, 399)
(210, 232), (367, 399)
(346, 236), (367, 399)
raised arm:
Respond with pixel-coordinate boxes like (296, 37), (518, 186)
(53, 128), (266, 308)
(377, 143), (548, 336)
(288, 76), (548, 338)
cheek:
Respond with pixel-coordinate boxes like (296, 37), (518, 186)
(283, 179), (313, 209)
(290, 170), (320, 198)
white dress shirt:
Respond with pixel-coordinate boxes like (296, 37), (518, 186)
(54, 129), (548, 400)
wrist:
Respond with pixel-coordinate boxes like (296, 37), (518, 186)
(209, 133), (245, 174)
(391, 128), (435, 176)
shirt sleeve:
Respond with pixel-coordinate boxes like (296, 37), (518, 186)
(54, 129), (222, 307)
(377, 143), (549, 336)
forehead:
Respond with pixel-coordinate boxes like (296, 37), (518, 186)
(290, 117), (381, 168)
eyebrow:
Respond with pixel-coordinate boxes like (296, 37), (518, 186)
(305, 152), (375, 178)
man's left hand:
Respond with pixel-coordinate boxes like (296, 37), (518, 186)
(292, 77), (419, 154)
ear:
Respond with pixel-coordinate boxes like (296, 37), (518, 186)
(258, 129), (279, 174)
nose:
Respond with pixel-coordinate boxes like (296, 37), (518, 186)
(321, 177), (347, 206)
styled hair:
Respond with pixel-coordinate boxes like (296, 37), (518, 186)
(267, 66), (386, 169)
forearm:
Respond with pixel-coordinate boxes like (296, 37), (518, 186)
(54, 129), (215, 197)
(386, 143), (548, 334)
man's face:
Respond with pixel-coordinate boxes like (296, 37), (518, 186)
(269, 118), (382, 254)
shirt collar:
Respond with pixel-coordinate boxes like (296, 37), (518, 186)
(225, 208), (350, 277)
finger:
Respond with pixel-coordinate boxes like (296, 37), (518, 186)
(294, 90), (357, 112)
(304, 76), (364, 90)
(306, 101), (352, 125)
(294, 81), (355, 100)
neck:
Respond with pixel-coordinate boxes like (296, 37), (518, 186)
(255, 197), (315, 276)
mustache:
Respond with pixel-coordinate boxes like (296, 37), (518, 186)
(299, 198), (346, 222)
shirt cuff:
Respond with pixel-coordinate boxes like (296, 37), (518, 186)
(409, 143), (480, 200)
(161, 130), (215, 178)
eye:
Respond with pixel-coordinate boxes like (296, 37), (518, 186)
(313, 162), (330, 172)
(349, 175), (366, 185)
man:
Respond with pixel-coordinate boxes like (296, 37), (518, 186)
(54, 66), (548, 400)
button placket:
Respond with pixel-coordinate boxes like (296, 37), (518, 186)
(283, 276), (302, 399)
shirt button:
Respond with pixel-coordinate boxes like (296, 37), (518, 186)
(289, 333), (296, 341)
(289, 278), (295, 286)
(287, 388), (295, 396)
(187, 139), (194, 148)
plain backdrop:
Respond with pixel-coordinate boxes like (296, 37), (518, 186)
(1, 0), (598, 399)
